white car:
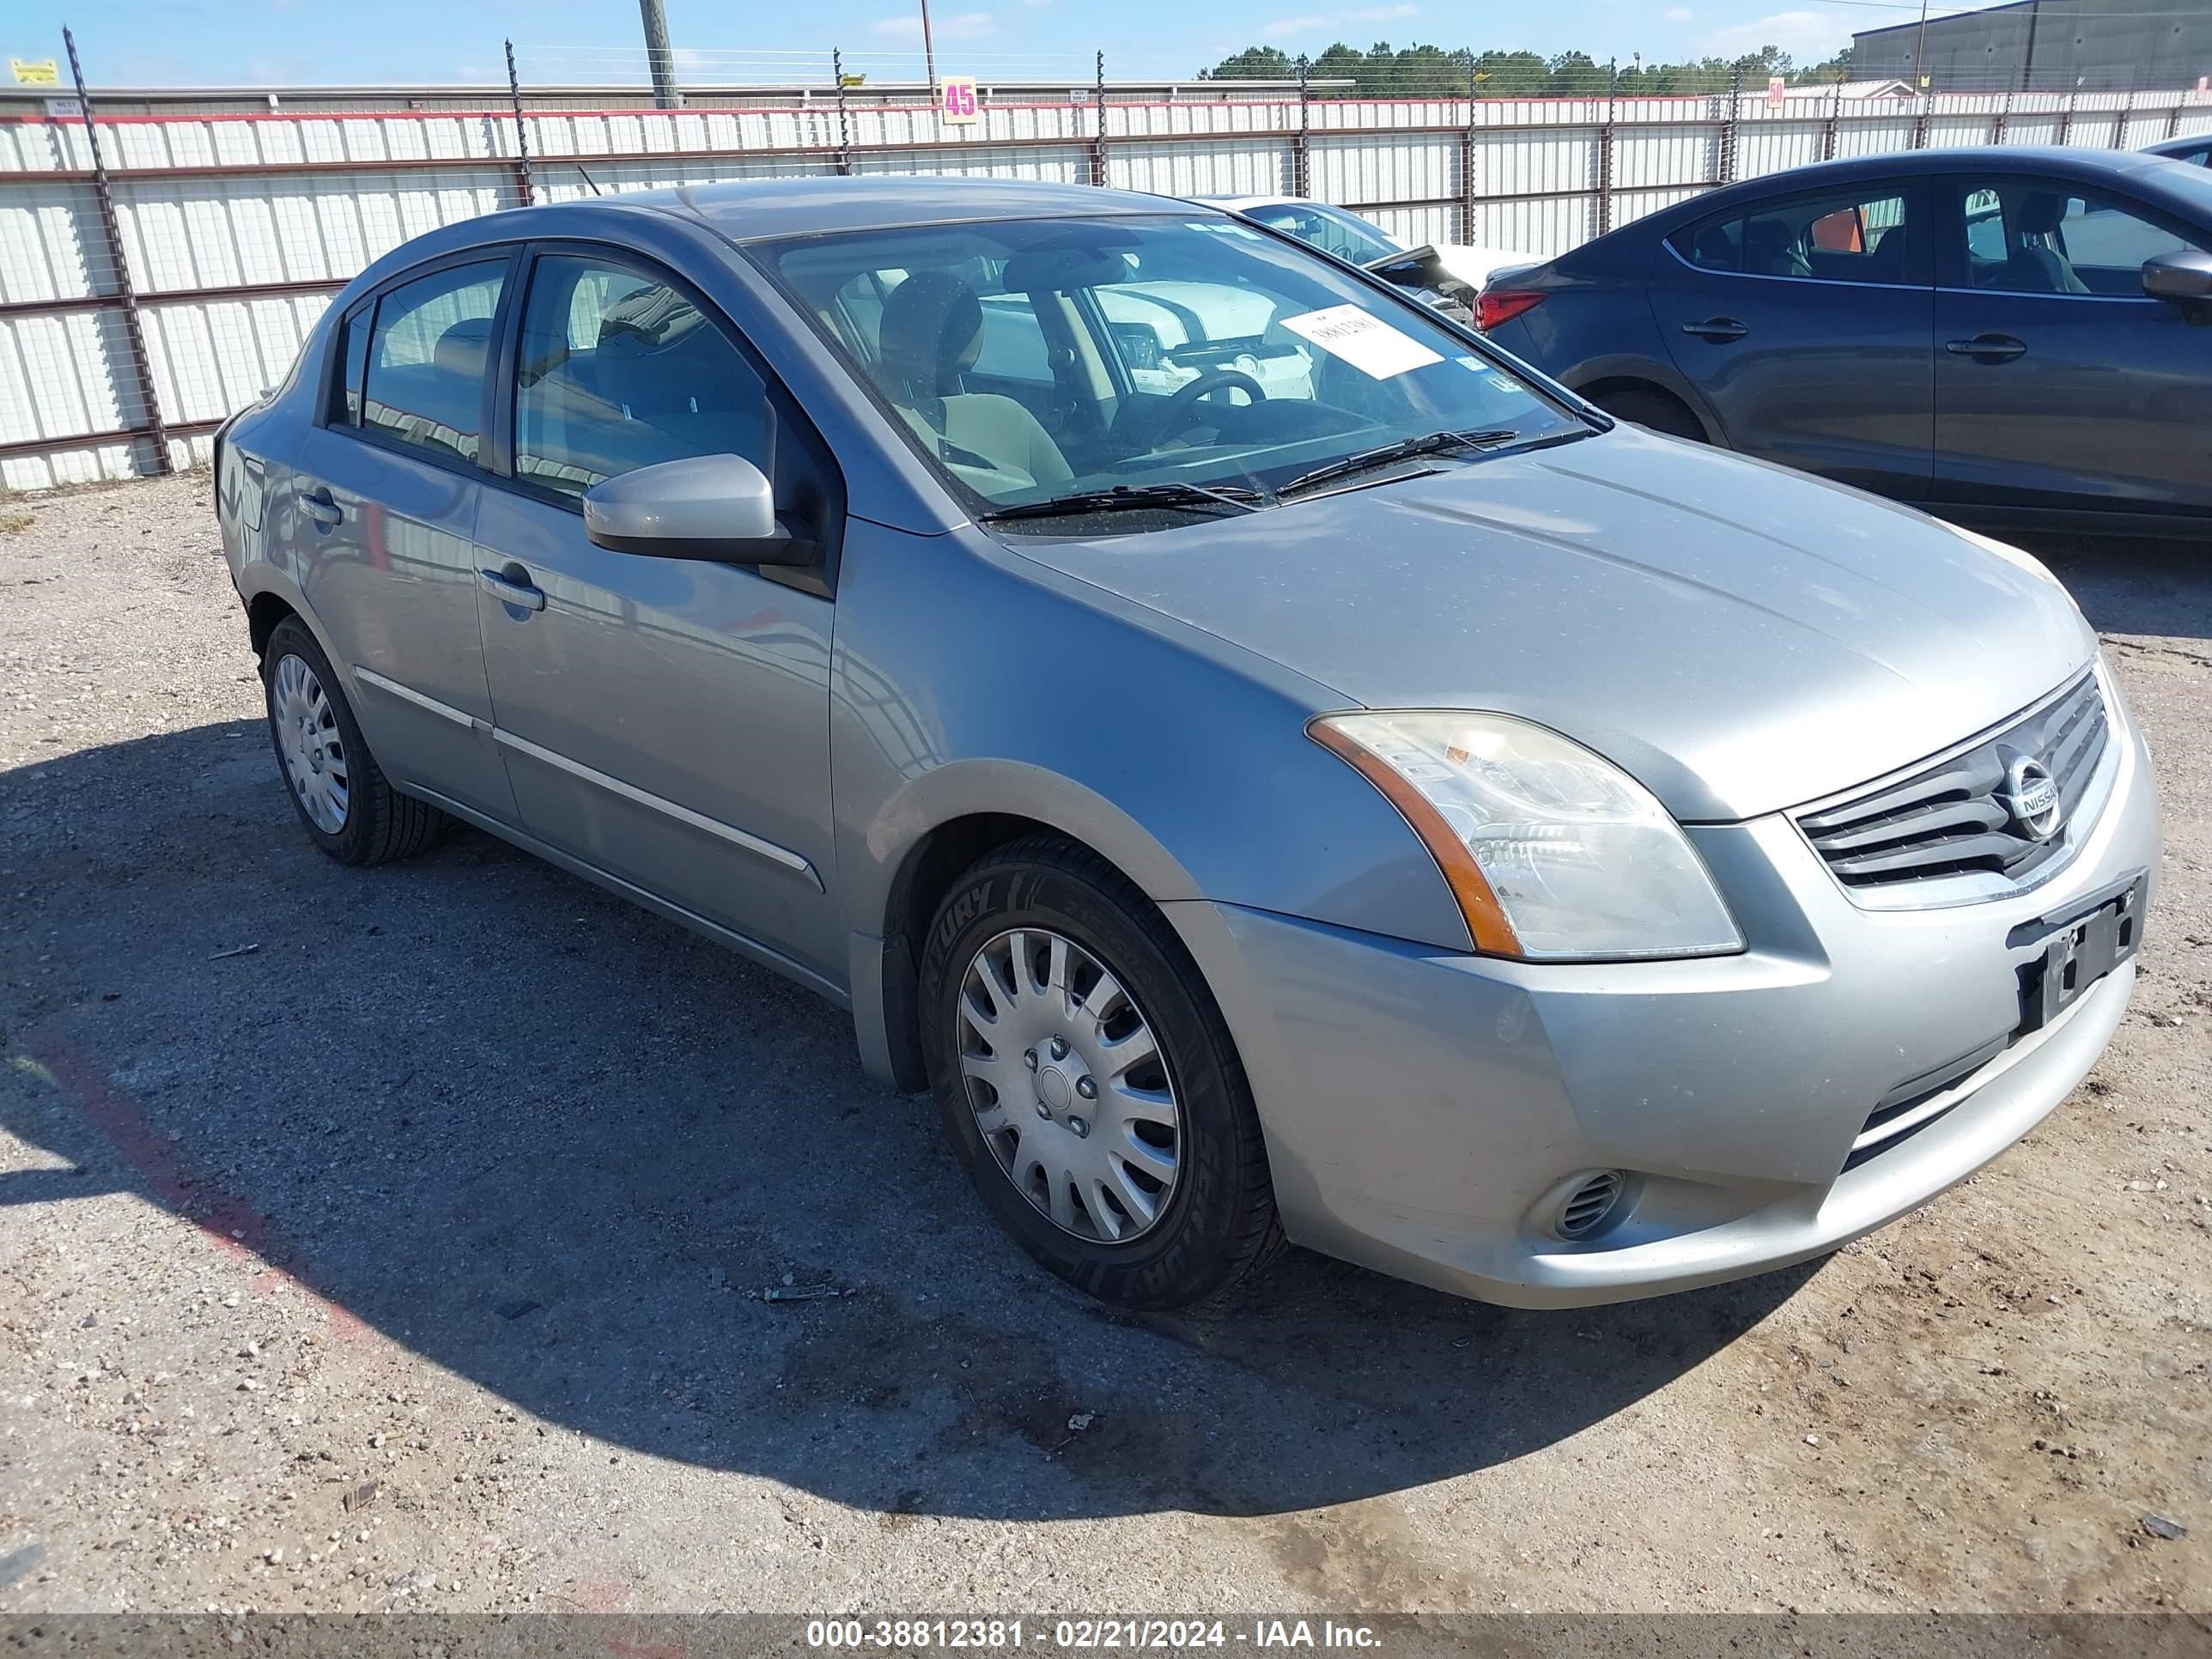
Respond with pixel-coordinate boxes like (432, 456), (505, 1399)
(1207, 196), (1542, 315)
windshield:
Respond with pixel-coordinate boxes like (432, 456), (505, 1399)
(757, 213), (1584, 526)
(1242, 202), (1402, 264)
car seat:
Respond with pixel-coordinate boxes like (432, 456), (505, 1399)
(877, 270), (1072, 492)
(2005, 191), (2089, 294)
(1741, 220), (1812, 278)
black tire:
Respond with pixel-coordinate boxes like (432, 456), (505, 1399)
(1595, 385), (1708, 442)
(261, 616), (446, 866)
(920, 835), (1285, 1311)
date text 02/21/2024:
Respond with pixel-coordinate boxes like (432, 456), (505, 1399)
(804, 1619), (1383, 1650)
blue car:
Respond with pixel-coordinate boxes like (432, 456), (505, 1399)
(1480, 147), (2212, 538)
(2146, 131), (2212, 168)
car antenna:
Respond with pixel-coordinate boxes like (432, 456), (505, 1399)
(574, 164), (604, 198)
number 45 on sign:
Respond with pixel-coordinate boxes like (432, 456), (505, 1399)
(939, 75), (981, 125)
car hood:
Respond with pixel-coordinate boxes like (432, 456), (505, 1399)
(1011, 427), (2098, 822)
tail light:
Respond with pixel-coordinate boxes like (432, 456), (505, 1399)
(1475, 289), (1545, 332)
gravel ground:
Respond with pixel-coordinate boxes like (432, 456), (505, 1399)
(0, 472), (2207, 1618)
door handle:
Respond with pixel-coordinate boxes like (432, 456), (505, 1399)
(478, 566), (546, 613)
(296, 485), (342, 527)
(1680, 317), (1749, 342)
(1945, 333), (2027, 362)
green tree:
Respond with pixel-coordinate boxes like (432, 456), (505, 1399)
(1199, 46), (1295, 81)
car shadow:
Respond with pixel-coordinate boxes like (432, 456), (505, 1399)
(0, 718), (1813, 1523)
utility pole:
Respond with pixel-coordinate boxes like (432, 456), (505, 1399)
(638, 0), (678, 108)
(921, 0), (937, 86)
(1912, 0), (1932, 94)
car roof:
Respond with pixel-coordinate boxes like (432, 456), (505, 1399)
(1604, 144), (2212, 245)
(631, 174), (1200, 242)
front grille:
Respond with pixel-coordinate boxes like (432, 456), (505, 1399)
(1796, 672), (2107, 890)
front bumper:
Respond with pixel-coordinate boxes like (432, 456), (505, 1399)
(1167, 690), (2161, 1309)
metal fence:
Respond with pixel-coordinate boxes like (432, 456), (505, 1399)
(3, 41), (2209, 490)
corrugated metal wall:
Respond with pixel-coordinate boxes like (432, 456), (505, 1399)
(4, 84), (2210, 489)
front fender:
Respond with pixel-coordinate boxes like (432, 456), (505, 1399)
(830, 521), (1474, 1084)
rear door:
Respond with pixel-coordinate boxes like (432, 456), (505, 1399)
(471, 244), (845, 981)
(1929, 172), (2212, 523)
(1654, 178), (1935, 498)
(285, 252), (518, 822)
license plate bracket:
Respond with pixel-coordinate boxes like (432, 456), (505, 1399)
(2014, 875), (2146, 1035)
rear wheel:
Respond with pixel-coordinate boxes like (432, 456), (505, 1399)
(262, 616), (446, 866)
(920, 836), (1283, 1310)
(1594, 385), (1707, 442)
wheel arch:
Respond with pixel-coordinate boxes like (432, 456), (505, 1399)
(1563, 355), (1727, 445)
(246, 588), (300, 659)
(850, 764), (1207, 1094)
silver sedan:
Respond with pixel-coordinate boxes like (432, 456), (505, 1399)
(214, 177), (2160, 1311)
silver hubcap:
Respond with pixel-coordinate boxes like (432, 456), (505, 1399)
(956, 927), (1181, 1244)
(270, 653), (349, 834)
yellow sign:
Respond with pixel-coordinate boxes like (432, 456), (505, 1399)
(10, 58), (60, 86)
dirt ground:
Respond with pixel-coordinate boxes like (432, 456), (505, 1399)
(0, 472), (2206, 1619)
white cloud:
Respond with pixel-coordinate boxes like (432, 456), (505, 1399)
(1261, 3), (1418, 37)
(869, 9), (998, 40)
(1662, 6), (1694, 21)
(1701, 9), (1849, 64)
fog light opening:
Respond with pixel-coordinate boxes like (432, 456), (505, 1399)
(1553, 1170), (1629, 1240)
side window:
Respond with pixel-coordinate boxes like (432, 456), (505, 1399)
(2056, 192), (2199, 289)
(514, 253), (770, 498)
(1674, 211), (1742, 272)
(1673, 190), (1910, 283)
(1746, 190), (1909, 283)
(1963, 188), (2007, 264)
(359, 260), (506, 464)
(1957, 179), (2203, 296)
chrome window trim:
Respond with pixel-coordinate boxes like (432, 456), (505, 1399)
(1658, 240), (1930, 293)
(1932, 284), (2166, 304)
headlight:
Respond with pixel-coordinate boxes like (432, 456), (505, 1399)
(1310, 711), (1743, 961)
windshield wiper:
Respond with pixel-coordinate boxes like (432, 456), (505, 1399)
(980, 481), (1268, 522)
(1276, 428), (1524, 500)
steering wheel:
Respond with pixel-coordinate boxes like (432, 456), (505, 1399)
(1155, 368), (1267, 439)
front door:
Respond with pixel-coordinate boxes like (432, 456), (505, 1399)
(1655, 179), (1934, 499)
(288, 253), (517, 822)
(1929, 173), (2212, 523)
(471, 246), (843, 981)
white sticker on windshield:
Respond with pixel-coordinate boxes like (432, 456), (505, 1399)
(1279, 304), (1443, 380)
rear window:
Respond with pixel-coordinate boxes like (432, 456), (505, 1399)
(1670, 187), (1912, 285)
(358, 259), (507, 465)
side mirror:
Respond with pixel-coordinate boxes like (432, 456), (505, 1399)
(581, 453), (813, 565)
(2142, 249), (2212, 303)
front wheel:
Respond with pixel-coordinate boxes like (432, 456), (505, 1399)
(919, 836), (1283, 1310)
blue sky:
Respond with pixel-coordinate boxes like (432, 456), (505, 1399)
(31, 0), (1972, 88)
